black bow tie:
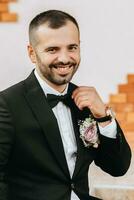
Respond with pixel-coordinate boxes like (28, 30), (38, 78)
(47, 93), (72, 108)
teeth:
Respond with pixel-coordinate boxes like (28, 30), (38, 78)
(55, 66), (72, 73)
(51, 63), (75, 69)
(58, 67), (69, 70)
(57, 65), (72, 69)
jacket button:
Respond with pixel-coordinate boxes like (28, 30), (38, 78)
(71, 183), (75, 189)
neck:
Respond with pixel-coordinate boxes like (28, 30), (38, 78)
(44, 80), (67, 93)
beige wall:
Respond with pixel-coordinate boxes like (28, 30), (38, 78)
(0, 0), (134, 101)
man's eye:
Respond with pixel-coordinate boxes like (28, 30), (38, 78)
(47, 48), (57, 53)
(69, 46), (78, 51)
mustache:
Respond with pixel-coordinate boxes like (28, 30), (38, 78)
(49, 62), (76, 69)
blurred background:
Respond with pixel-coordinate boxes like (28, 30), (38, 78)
(0, 0), (134, 199)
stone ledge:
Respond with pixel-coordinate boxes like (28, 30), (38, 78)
(92, 185), (134, 200)
(89, 152), (134, 200)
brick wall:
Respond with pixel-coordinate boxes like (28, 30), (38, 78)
(0, 0), (17, 22)
(109, 74), (134, 149)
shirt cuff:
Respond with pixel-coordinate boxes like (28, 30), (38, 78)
(98, 119), (117, 138)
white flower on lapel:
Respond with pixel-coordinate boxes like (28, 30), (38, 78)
(79, 116), (100, 148)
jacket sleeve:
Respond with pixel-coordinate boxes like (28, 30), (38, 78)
(0, 94), (15, 200)
(94, 121), (132, 176)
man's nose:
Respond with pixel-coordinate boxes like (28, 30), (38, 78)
(57, 51), (70, 64)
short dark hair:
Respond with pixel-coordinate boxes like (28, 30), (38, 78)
(29, 10), (79, 45)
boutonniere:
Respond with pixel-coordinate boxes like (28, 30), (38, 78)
(79, 115), (100, 148)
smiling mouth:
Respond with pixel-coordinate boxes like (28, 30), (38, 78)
(49, 64), (76, 74)
(50, 63), (75, 69)
(55, 65), (73, 75)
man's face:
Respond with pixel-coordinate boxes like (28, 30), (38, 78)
(28, 21), (80, 91)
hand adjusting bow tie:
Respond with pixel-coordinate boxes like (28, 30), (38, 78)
(47, 93), (72, 108)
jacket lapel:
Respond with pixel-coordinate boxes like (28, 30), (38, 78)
(67, 83), (87, 178)
(23, 71), (70, 178)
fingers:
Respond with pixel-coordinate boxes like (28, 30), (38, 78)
(72, 86), (95, 98)
(72, 86), (96, 110)
(72, 86), (106, 117)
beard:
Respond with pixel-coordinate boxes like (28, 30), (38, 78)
(39, 61), (79, 86)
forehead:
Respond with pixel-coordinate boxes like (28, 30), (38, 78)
(34, 21), (80, 46)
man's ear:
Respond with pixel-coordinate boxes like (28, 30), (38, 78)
(27, 45), (36, 63)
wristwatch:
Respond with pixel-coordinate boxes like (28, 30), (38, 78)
(94, 106), (115, 123)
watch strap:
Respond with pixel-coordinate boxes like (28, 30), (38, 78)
(94, 115), (112, 123)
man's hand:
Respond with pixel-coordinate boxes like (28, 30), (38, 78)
(72, 86), (106, 118)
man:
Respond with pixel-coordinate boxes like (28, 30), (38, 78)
(0, 10), (131, 200)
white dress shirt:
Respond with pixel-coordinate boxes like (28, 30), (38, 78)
(34, 69), (117, 200)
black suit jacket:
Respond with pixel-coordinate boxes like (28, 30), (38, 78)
(0, 71), (131, 200)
